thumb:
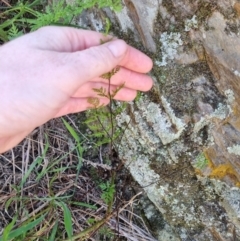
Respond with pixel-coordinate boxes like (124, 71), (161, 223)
(66, 39), (128, 83)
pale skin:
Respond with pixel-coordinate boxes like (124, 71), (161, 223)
(0, 26), (153, 153)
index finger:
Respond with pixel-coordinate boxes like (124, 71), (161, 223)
(32, 26), (153, 73)
(119, 45), (153, 73)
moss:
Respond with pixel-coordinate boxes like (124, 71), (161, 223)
(161, 0), (188, 32)
(225, 22), (239, 36)
(155, 61), (225, 118)
(148, 156), (224, 230)
(146, 86), (162, 104)
(153, 10), (168, 34)
(196, 1), (217, 25)
(161, 0), (174, 14)
(149, 157), (197, 187)
(203, 148), (215, 168)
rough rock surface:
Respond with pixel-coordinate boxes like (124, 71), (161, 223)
(78, 0), (240, 240)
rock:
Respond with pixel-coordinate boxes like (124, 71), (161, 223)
(78, 0), (240, 240)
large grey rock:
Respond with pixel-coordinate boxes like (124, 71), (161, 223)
(78, 0), (240, 240)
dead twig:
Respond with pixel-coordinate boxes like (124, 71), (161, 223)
(0, 0), (11, 7)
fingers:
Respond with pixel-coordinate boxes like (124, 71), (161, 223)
(55, 80), (139, 117)
(119, 45), (153, 73)
(32, 26), (112, 52)
(59, 39), (152, 91)
(33, 26), (152, 73)
(54, 97), (110, 117)
(58, 40), (128, 90)
(91, 67), (153, 91)
(66, 39), (153, 75)
(73, 82), (137, 101)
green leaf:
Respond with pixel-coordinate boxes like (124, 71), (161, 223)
(70, 201), (97, 210)
(55, 201), (73, 239)
(104, 18), (111, 35)
(20, 156), (43, 188)
(4, 197), (14, 213)
(99, 181), (115, 204)
(49, 221), (58, 241)
(86, 218), (96, 225)
(7, 23), (23, 40)
(62, 118), (80, 143)
(0, 28), (8, 42)
(2, 216), (17, 241)
(0, 215), (45, 241)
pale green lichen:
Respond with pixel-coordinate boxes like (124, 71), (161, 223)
(224, 89), (235, 103)
(135, 96), (186, 145)
(209, 179), (240, 226)
(193, 103), (228, 134)
(184, 15), (198, 31)
(155, 32), (183, 67)
(227, 144), (240, 156)
(157, 224), (181, 241)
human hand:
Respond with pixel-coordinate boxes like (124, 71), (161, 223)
(0, 26), (153, 153)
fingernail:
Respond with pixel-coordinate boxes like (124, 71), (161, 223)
(107, 40), (127, 58)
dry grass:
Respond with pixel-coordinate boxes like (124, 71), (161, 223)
(0, 116), (158, 241)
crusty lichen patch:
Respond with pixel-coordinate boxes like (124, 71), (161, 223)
(227, 144), (240, 156)
(155, 32), (183, 67)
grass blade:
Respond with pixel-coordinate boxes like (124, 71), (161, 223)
(62, 118), (80, 143)
(0, 215), (45, 241)
(20, 157), (42, 187)
(49, 221), (58, 241)
(2, 216), (17, 241)
(55, 201), (73, 239)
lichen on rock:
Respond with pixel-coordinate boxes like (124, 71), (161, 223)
(77, 0), (240, 239)
(155, 32), (183, 67)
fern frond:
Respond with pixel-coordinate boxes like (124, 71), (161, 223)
(96, 0), (122, 12)
(92, 87), (108, 98)
(7, 24), (22, 40)
(87, 97), (101, 108)
(29, 0), (84, 31)
(111, 82), (125, 98)
(99, 181), (115, 204)
(101, 66), (120, 80)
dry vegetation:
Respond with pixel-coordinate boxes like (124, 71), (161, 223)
(0, 116), (159, 240)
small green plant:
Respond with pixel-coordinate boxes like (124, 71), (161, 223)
(85, 66), (126, 151)
(99, 181), (115, 205)
(55, 201), (73, 239)
(98, 225), (115, 240)
(194, 153), (209, 170)
(0, 0), (122, 42)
